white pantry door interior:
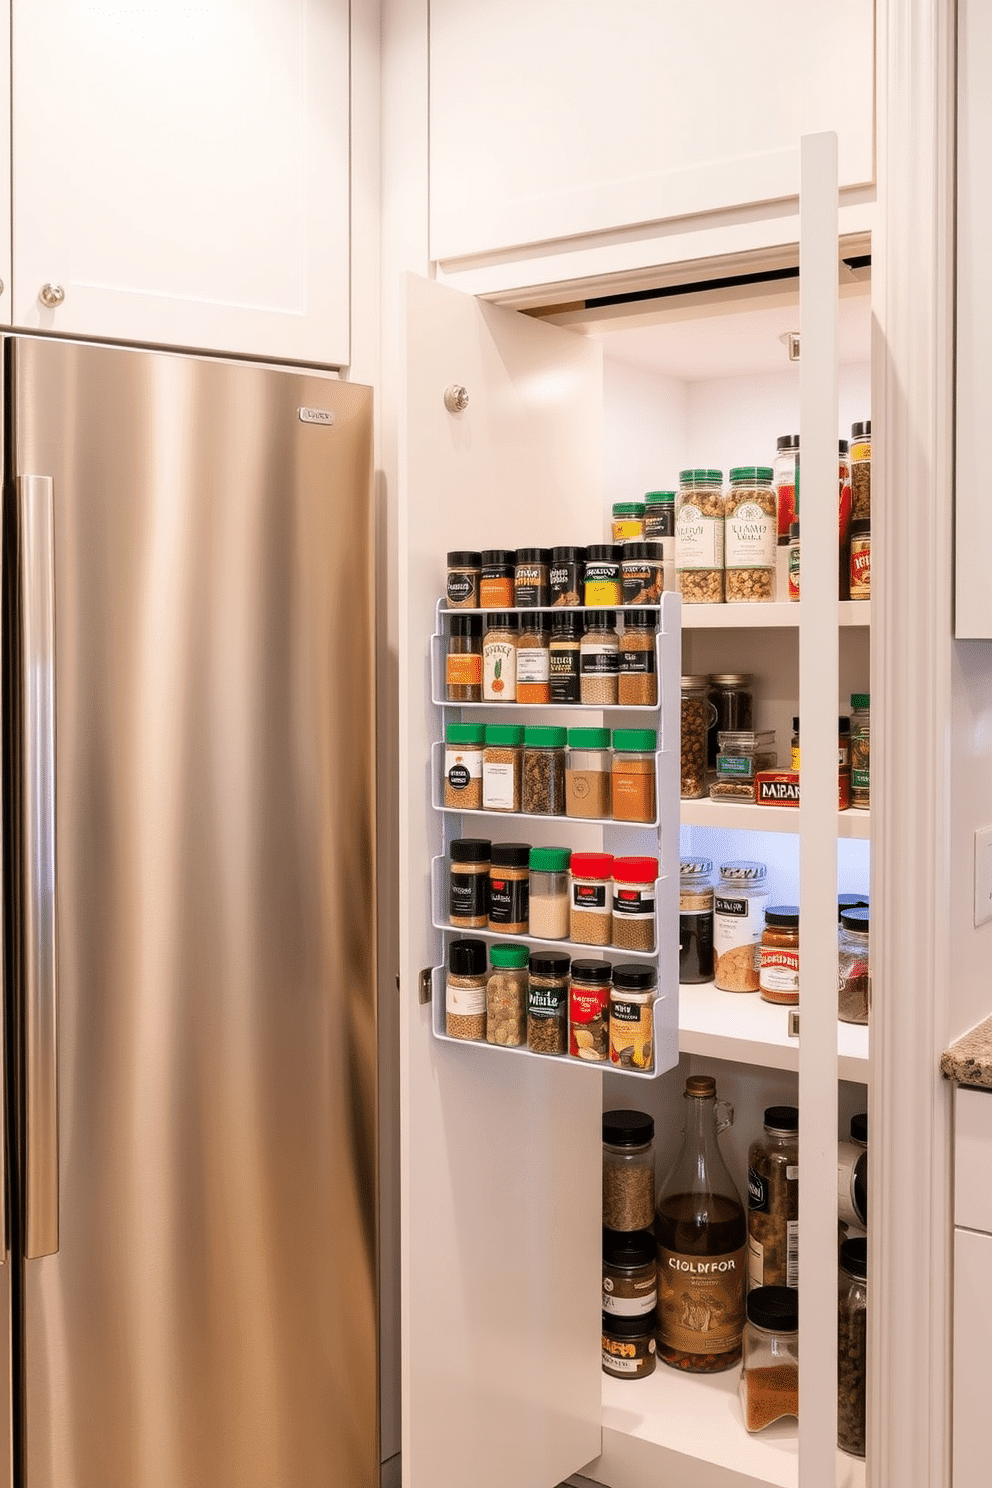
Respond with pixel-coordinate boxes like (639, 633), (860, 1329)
(399, 275), (604, 1488)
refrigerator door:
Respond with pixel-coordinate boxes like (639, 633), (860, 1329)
(9, 338), (377, 1488)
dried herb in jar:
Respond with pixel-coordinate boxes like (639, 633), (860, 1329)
(486, 943), (529, 1047)
(603, 1110), (655, 1231)
(618, 609), (658, 706)
(527, 952), (569, 1055)
(747, 1106), (799, 1290)
(522, 726), (566, 815)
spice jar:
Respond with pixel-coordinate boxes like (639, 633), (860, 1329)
(774, 435), (799, 542)
(486, 943), (529, 1047)
(740, 1287), (799, 1433)
(839, 441), (853, 600)
(603, 1228), (657, 1316)
(838, 907), (870, 1024)
(609, 963), (656, 1071)
(838, 1112), (868, 1234)
(643, 490), (675, 542)
(570, 852), (614, 946)
(443, 722), (484, 810)
(791, 715), (852, 809)
(676, 469), (725, 603)
(714, 861), (769, 992)
(725, 466), (777, 602)
(482, 724), (524, 813)
(565, 727), (611, 819)
(488, 842), (530, 934)
(747, 1106), (799, 1290)
(528, 846), (572, 940)
(850, 421), (871, 524)
(603, 1109), (655, 1231)
(522, 726), (567, 815)
(549, 545), (585, 607)
(549, 611), (583, 703)
(710, 729), (777, 802)
(850, 520), (871, 599)
(620, 543), (664, 607)
(580, 610), (620, 705)
(445, 938), (488, 1040)
(788, 521), (800, 601)
(618, 609), (658, 707)
(838, 1237), (868, 1457)
(707, 673), (754, 770)
(482, 613), (519, 701)
(679, 857), (714, 984)
(611, 857), (658, 952)
(514, 547), (551, 607)
(527, 951), (569, 1055)
(445, 614), (483, 702)
(449, 838), (491, 928)
(479, 549), (516, 609)
(612, 502), (645, 545)
(680, 676), (714, 798)
(850, 693), (870, 808)
(611, 729), (657, 823)
(569, 958), (611, 1061)
(759, 906), (800, 1006)
(446, 550), (481, 609)
(516, 613), (551, 704)
(602, 1310), (657, 1380)
(583, 546), (622, 607)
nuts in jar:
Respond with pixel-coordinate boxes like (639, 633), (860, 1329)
(680, 675), (714, 799)
(486, 943), (529, 1047)
(724, 466), (777, 602)
(676, 469), (725, 603)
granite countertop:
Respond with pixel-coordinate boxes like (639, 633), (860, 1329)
(941, 1014), (992, 1089)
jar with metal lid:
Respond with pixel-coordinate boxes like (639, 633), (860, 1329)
(445, 938), (488, 1040)
(522, 725), (567, 815)
(774, 435), (799, 541)
(679, 857), (714, 983)
(479, 549), (516, 609)
(527, 951), (569, 1055)
(850, 520), (871, 599)
(838, 1237), (868, 1457)
(580, 610), (620, 706)
(676, 469), (725, 603)
(488, 842), (530, 934)
(570, 851), (614, 946)
(725, 466), (777, 602)
(514, 547), (551, 607)
(584, 546), (622, 607)
(486, 943), (529, 1047)
(603, 1228), (657, 1316)
(612, 502), (645, 545)
(838, 1112), (868, 1235)
(443, 722), (484, 810)
(529, 846), (571, 940)
(740, 1287), (799, 1433)
(838, 892), (870, 922)
(611, 856), (658, 952)
(611, 729), (657, 823)
(710, 729), (777, 802)
(482, 724), (524, 812)
(618, 609), (658, 707)
(620, 543), (664, 607)
(609, 963), (656, 1071)
(565, 727), (611, 819)
(643, 490), (675, 542)
(707, 673), (753, 770)
(449, 838), (491, 928)
(747, 1107), (799, 1290)
(681, 675), (715, 798)
(516, 613), (551, 704)
(446, 550), (481, 609)
(482, 613), (519, 701)
(759, 907), (799, 1005)
(838, 907), (870, 1024)
(602, 1310), (657, 1379)
(445, 613), (483, 702)
(850, 694), (870, 808)
(850, 420), (871, 524)
(569, 958), (611, 1061)
(603, 1109), (655, 1230)
(839, 441), (853, 600)
(714, 861), (769, 993)
(549, 611), (583, 703)
(549, 545), (585, 607)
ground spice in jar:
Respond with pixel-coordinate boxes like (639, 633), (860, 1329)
(482, 724), (523, 812)
(549, 546), (585, 606)
(739, 1286), (799, 1432)
(744, 1364), (800, 1431)
(479, 549), (515, 608)
(482, 613), (519, 701)
(446, 550), (481, 608)
(850, 520), (871, 599)
(603, 1109), (655, 1230)
(611, 729), (657, 823)
(568, 958), (611, 1061)
(602, 1311), (657, 1379)
(714, 860), (769, 992)
(522, 726), (567, 815)
(747, 1107), (799, 1290)
(618, 609), (658, 706)
(448, 838), (491, 928)
(445, 613), (483, 701)
(486, 943), (529, 1046)
(565, 727), (611, 819)
(443, 723), (484, 810)
(527, 952), (569, 1055)
(570, 852), (614, 946)
(580, 610), (620, 705)
(445, 938), (488, 1040)
(838, 907), (870, 1024)
(611, 857), (658, 952)
(621, 544), (664, 606)
(550, 611), (583, 703)
(516, 613), (551, 703)
(584, 546), (622, 606)
(609, 964), (655, 1071)
(514, 548), (551, 607)
(528, 846), (571, 940)
(758, 906), (800, 1006)
(488, 842), (530, 933)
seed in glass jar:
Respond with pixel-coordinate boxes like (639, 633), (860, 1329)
(523, 748), (565, 814)
(681, 697), (710, 798)
(602, 1161), (654, 1231)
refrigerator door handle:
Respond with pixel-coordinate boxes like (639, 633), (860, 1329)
(19, 475), (59, 1259)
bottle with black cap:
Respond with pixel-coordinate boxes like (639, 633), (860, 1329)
(747, 1106), (799, 1289)
(514, 547), (551, 607)
(445, 938), (488, 1041)
(446, 550), (481, 608)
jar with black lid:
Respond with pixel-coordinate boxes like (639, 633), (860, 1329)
(446, 938), (488, 1040)
(679, 857), (714, 983)
(838, 1237), (868, 1457)
(602, 1309), (657, 1379)
(479, 549), (516, 609)
(449, 838), (491, 928)
(550, 611), (583, 703)
(514, 548), (552, 607)
(603, 1228), (657, 1316)
(488, 842), (530, 933)
(603, 1109), (655, 1231)
(445, 613), (483, 702)
(482, 613), (519, 701)
(609, 963), (656, 1072)
(618, 610), (658, 707)
(549, 545), (585, 606)
(620, 542), (665, 606)
(707, 673), (754, 769)
(580, 610), (620, 706)
(584, 544), (622, 606)
(446, 550), (481, 609)
(740, 1286), (799, 1432)
(527, 951), (569, 1055)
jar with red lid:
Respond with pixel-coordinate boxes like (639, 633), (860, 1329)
(570, 852), (614, 946)
(611, 856), (658, 952)
(758, 906), (799, 1005)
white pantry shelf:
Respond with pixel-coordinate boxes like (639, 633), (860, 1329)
(680, 798), (871, 840)
(681, 600), (871, 630)
(677, 981), (869, 1082)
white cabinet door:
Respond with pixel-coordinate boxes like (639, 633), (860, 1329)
(399, 274), (604, 1488)
(953, 1227), (992, 1488)
(429, 0), (875, 263)
(12, 0), (349, 365)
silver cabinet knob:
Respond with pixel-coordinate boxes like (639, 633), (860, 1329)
(444, 384), (469, 413)
(38, 284), (65, 309)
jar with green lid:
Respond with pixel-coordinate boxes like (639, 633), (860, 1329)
(529, 846), (572, 940)
(850, 694), (870, 808)
(643, 490), (675, 542)
(676, 469), (725, 603)
(482, 613), (519, 701)
(482, 724), (524, 812)
(443, 722), (484, 810)
(611, 728), (657, 823)
(565, 726), (611, 820)
(486, 943), (529, 1046)
(522, 726), (567, 815)
(611, 502), (645, 545)
(527, 951), (570, 1055)
(725, 466), (777, 602)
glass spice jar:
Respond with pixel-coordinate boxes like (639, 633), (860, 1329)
(714, 861), (769, 993)
(522, 726), (567, 815)
(679, 857), (714, 984)
(445, 613), (483, 702)
(479, 549), (516, 609)
(850, 693), (870, 808)
(602, 1228), (658, 1316)
(445, 938), (488, 1040)
(565, 727), (612, 819)
(620, 543), (664, 607)
(747, 1107), (799, 1290)
(618, 609), (658, 707)
(676, 468), (725, 603)
(681, 675), (714, 798)
(488, 842), (530, 934)
(448, 837), (491, 928)
(788, 520), (800, 601)
(549, 546), (585, 607)
(580, 610), (620, 705)
(514, 547), (551, 607)
(850, 520), (871, 599)
(584, 546), (623, 606)
(528, 846), (572, 941)
(482, 724), (524, 813)
(838, 907), (870, 1025)
(612, 502), (645, 545)
(725, 466), (777, 602)
(443, 722), (484, 810)
(527, 951), (570, 1055)
(774, 435), (799, 542)
(516, 612), (551, 704)
(603, 1109), (655, 1231)
(850, 421), (871, 524)
(609, 963), (656, 1072)
(602, 1310), (658, 1380)
(709, 729), (777, 802)
(486, 943), (529, 1047)
(707, 673), (754, 771)
(550, 611), (583, 703)
(611, 857), (658, 952)
(611, 729), (657, 824)
(446, 550), (481, 609)
(570, 852), (614, 946)
(838, 1237), (868, 1457)
(482, 613), (519, 701)
(740, 1287), (799, 1433)
(642, 489), (676, 542)
(758, 906), (800, 1006)
(569, 958), (611, 1062)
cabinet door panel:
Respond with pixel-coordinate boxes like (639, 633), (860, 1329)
(429, 0), (874, 262)
(953, 1228), (992, 1488)
(12, 0), (349, 364)
(400, 274), (603, 1488)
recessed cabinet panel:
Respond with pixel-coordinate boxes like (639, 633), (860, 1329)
(429, 0), (874, 262)
(12, 0), (350, 364)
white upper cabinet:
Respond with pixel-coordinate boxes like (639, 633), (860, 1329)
(12, 0), (351, 365)
(429, 0), (875, 264)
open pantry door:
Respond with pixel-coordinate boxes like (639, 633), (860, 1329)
(398, 274), (604, 1488)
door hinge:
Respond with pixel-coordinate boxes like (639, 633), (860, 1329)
(419, 968), (433, 1005)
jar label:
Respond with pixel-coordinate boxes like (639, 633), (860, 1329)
(759, 946), (800, 994)
(573, 882), (608, 911)
(725, 501), (776, 569)
(446, 652), (482, 687)
(514, 566), (547, 606)
(581, 646), (620, 676)
(584, 565), (622, 605)
(482, 760), (517, 811)
(549, 563), (580, 599)
(748, 1167), (769, 1213)
(850, 537), (871, 597)
(777, 482), (796, 539)
(483, 641), (517, 700)
(570, 984), (609, 1023)
(788, 543), (801, 600)
(714, 892), (769, 957)
(675, 505), (724, 570)
(450, 868), (487, 921)
(517, 646), (550, 684)
(489, 875), (528, 927)
(445, 747), (482, 793)
(612, 518), (643, 543)
(621, 564), (663, 605)
(446, 571), (478, 606)
(717, 755), (754, 779)
(601, 1334), (655, 1374)
(619, 647), (656, 676)
(528, 984), (567, 1017)
(657, 1246), (746, 1354)
(445, 981), (485, 1015)
(613, 887), (655, 919)
(603, 1287), (657, 1317)
(609, 998), (654, 1071)
(549, 647), (581, 703)
(569, 985), (609, 1061)
(479, 575), (514, 608)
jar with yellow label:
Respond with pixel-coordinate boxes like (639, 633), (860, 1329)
(611, 502), (645, 545)
(584, 545), (622, 606)
(445, 614), (483, 702)
(609, 963), (655, 1071)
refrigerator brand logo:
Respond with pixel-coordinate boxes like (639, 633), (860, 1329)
(298, 407), (336, 426)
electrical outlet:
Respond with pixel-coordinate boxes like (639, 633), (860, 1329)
(975, 827), (992, 927)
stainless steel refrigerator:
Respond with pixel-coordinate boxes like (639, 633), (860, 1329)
(0, 337), (378, 1488)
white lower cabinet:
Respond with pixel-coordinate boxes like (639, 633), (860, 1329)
(953, 1088), (992, 1488)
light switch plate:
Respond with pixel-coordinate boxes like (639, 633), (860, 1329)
(975, 827), (992, 926)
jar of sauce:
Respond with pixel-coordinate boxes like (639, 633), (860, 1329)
(758, 906), (800, 1005)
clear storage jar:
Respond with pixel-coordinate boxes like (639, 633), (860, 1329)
(486, 943), (528, 1047)
(482, 724), (523, 813)
(611, 856), (658, 953)
(522, 726), (567, 815)
(707, 673), (754, 770)
(611, 729), (657, 823)
(580, 610), (620, 706)
(527, 951), (570, 1056)
(445, 938), (488, 1040)
(609, 963), (656, 1072)
(680, 676), (714, 799)
(713, 861), (769, 993)
(725, 466), (777, 602)
(482, 613), (519, 701)
(838, 907), (870, 1025)
(570, 852), (614, 946)
(838, 1238), (868, 1457)
(710, 729), (777, 803)
(676, 469), (725, 603)
(569, 958), (611, 1062)
(565, 727), (611, 819)
(617, 608), (658, 707)
(528, 846), (571, 940)
(603, 1109), (655, 1231)
(740, 1287), (799, 1433)
(679, 857), (714, 984)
